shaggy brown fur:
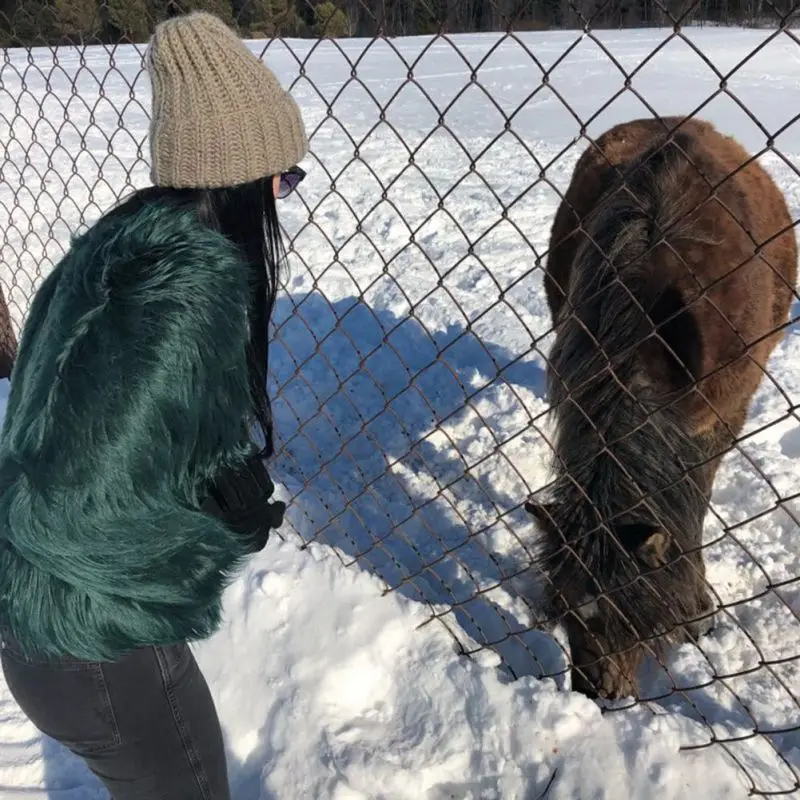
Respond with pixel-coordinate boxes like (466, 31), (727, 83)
(527, 116), (797, 700)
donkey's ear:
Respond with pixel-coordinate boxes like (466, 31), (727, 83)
(637, 529), (670, 568)
(615, 522), (671, 569)
(525, 500), (559, 531)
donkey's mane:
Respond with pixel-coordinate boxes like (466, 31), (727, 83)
(543, 137), (709, 641)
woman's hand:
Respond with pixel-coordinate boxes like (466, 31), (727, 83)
(200, 456), (286, 553)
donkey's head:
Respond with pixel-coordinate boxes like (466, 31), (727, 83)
(525, 498), (712, 699)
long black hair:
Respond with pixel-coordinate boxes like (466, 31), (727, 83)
(106, 176), (284, 458)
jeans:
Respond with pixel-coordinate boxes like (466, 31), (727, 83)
(0, 631), (231, 800)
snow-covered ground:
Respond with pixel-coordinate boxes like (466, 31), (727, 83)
(0, 25), (798, 799)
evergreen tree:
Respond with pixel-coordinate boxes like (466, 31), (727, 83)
(0, 0), (788, 51)
(156, 0), (235, 26)
(5, 0), (56, 43)
(107, 0), (153, 41)
(245, 0), (302, 36)
(313, 0), (349, 36)
(53, 0), (101, 41)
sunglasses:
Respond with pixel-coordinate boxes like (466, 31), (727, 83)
(277, 166), (306, 199)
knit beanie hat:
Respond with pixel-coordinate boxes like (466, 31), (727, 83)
(146, 12), (308, 189)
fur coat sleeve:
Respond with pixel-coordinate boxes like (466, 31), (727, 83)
(0, 198), (262, 661)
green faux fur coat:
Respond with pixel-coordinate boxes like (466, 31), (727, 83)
(0, 198), (261, 661)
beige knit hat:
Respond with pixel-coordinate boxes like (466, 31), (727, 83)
(146, 12), (308, 189)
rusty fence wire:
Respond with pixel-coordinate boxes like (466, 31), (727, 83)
(1, 0), (800, 795)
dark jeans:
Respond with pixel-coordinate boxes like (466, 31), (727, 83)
(0, 632), (231, 800)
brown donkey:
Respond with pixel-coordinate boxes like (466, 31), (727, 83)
(526, 117), (797, 699)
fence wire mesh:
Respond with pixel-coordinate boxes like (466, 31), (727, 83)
(1, 0), (800, 795)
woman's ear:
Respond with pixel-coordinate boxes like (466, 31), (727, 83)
(272, 174), (280, 199)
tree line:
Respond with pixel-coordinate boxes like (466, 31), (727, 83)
(0, 0), (793, 47)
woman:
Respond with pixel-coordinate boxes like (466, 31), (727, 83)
(0, 289), (15, 379)
(0, 12), (307, 799)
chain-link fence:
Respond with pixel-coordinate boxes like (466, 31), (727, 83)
(1, 0), (800, 795)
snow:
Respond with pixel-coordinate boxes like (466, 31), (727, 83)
(0, 25), (798, 800)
